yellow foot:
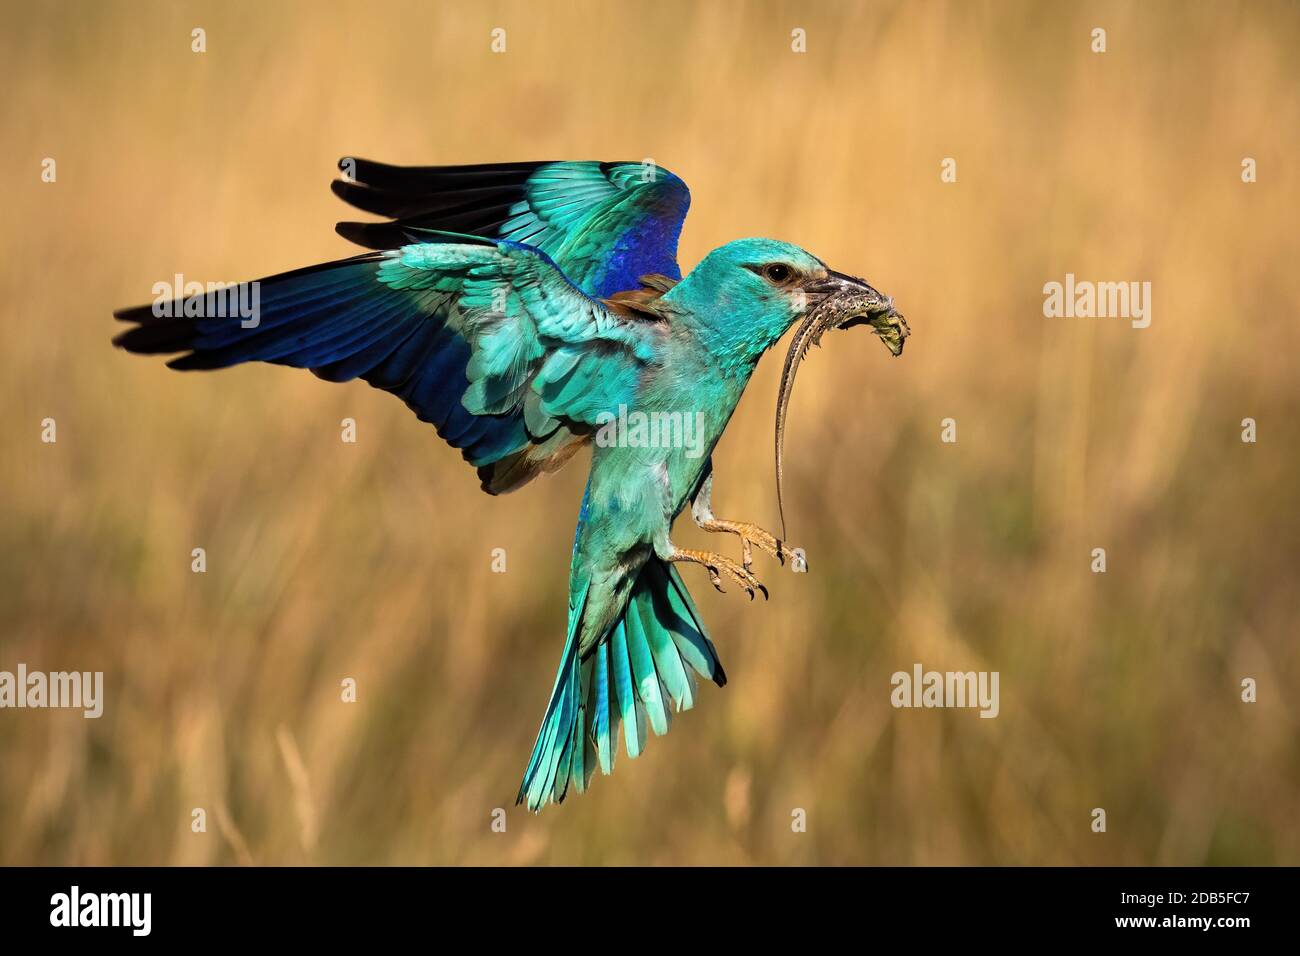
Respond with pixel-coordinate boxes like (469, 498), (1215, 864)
(668, 548), (768, 600)
(698, 519), (805, 572)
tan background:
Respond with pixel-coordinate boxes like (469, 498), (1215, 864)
(1, 0), (1297, 865)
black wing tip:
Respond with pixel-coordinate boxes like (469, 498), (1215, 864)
(113, 302), (165, 323)
(334, 156), (553, 192)
(165, 353), (220, 371)
(330, 178), (407, 220)
(335, 156), (686, 190)
(112, 314), (197, 355)
(334, 220), (391, 249)
(335, 221), (505, 250)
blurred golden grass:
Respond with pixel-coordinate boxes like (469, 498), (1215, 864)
(1, 0), (1297, 865)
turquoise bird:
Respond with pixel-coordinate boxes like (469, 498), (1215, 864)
(114, 159), (909, 810)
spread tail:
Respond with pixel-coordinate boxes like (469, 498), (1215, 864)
(517, 559), (726, 811)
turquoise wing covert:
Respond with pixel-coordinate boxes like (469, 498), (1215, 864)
(389, 237), (659, 429)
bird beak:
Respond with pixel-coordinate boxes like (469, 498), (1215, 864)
(804, 270), (910, 357)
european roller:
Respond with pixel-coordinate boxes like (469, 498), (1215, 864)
(114, 159), (910, 811)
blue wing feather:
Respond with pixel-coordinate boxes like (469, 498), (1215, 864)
(115, 233), (656, 479)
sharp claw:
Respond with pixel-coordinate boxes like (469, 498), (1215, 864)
(673, 549), (772, 602)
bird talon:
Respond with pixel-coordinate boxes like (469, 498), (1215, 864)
(669, 548), (767, 602)
(700, 519), (804, 574)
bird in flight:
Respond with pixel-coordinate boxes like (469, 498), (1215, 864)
(114, 158), (909, 810)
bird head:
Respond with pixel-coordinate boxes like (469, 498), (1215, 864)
(667, 237), (909, 537)
(666, 238), (907, 363)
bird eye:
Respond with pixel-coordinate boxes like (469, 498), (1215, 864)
(763, 263), (793, 284)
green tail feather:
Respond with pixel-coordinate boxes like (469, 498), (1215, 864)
(517, 558), (726, 811)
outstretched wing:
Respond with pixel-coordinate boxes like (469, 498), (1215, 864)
(113, 234), (665, 492)
(332, 159), (691, 299)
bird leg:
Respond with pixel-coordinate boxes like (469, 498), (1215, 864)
(664, 547), (768, 601)
(690, 472), (805, 572)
